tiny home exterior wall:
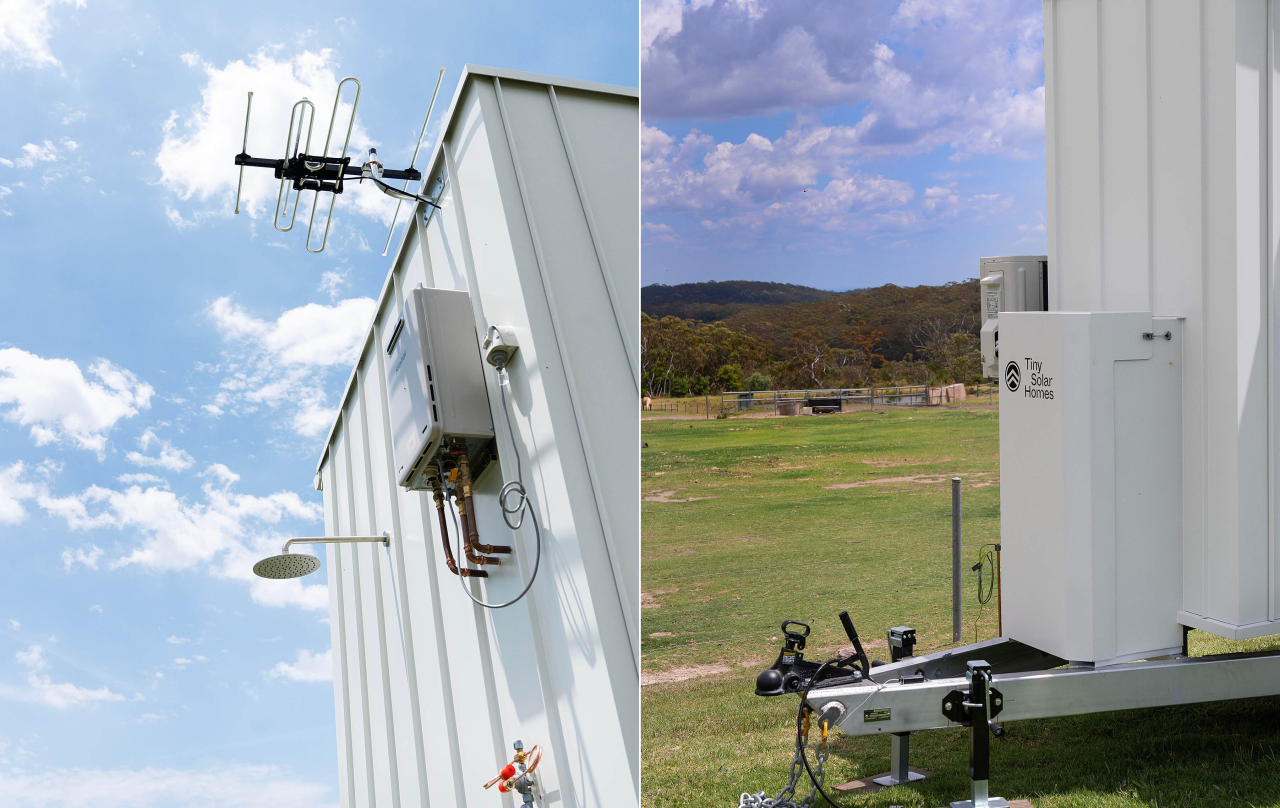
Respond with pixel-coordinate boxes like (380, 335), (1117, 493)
(1045, 0), (1280, 640)
(316, 65), (638, 807)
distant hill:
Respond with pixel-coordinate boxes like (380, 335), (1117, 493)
(717, 280), (981, 362)
(641, 280), (839, 322)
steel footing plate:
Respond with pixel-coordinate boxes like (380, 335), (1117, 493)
(833, 767), (932, 793)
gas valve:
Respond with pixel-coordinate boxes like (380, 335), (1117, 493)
(483, 740), (542, 802)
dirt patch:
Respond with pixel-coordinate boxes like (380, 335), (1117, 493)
(825, 471), (989, 490)
(641, 657), (766, 686)
(641, 589), (677, 609)
(861, 457), (950, 468)
(825, 474), (950, 489)
(644, 489), (719, 503)
(642, 663), (732, 686)
(649, 631), (675, 638)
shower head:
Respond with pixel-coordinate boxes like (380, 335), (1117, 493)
(253, 533), (389, 580)
(253, 553), (322, 579)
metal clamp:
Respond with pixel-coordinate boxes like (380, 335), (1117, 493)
(1142, 331), (1172, 341)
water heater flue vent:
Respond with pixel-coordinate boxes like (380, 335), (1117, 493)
(385, 287), (495, 490)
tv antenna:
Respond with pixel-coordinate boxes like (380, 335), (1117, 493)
(233, 68), (447, 254)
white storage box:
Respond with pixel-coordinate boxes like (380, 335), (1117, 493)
(1000, 311), (1183, 665)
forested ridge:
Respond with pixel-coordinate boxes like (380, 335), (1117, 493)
(640, 279), (983, 396)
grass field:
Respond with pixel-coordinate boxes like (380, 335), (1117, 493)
(640, 407), (1280, 808)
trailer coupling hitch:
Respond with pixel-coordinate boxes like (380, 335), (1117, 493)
(754, 610), (873, 697)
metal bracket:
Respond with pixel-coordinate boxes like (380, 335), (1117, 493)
(1142, 331), (1172, 340)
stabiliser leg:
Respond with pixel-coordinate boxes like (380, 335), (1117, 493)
(873, 626), (927, 787)
(942, 660), (1008, 808)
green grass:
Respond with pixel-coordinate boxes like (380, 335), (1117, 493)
(641, 408), (1280, 808)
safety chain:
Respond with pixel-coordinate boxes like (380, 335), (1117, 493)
(738, 711), (828, 808)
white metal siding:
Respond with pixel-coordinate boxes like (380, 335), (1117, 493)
(315, 66), (638, 807)
(1045, 0), (1280, 637)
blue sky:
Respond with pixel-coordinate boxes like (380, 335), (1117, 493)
(0, 1), (636, 805)
(640, 0), (1047, 291)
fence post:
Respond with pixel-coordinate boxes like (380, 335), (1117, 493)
(952, 477), (962, 643)
(705, 393), (709, 420)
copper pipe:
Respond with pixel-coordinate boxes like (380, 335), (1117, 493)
(457, 496), (501, 566)
(458, 455), (513, 555)
(431, 478), (486, 578)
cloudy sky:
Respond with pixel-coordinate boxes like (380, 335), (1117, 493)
(0, 1), (635, 805)
(641, 0), (1047, 290)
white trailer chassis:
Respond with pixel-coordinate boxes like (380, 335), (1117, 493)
(813, 641), (1280, 737)
(784, 637), (1280, 808)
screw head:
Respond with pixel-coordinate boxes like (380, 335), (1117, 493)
(943, 702), (952, 711)
(994, 698), (1002, 706)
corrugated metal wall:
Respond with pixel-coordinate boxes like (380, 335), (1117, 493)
(316, 66), (638, 807)
(1044, 0), (1280, 637)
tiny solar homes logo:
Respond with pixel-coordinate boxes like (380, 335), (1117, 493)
(1004, 360), (1021, 392)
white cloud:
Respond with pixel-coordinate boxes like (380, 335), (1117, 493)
(117, 472), (165, 486)
(0, 348), (153, 456)
(172, 657), (191, 666)
(125, 428), (194, 471)
(89, 604), (102, 613)
(16, 645), (46, 671)
(4, 644), (125, 709)
(0, 461), (42, 524)
(40, 466), (327, 610)
(267, 648), (332, 682)
(643, 121), (919, 236)
(8, 619), (18, 630)
(6, 138), (77, 168)
(642, 0), (1044, 162)
(166, 636), (190, 645)
(642, 222), (676, 244)
(202, 463), (239, 486)
(207, 296), (374, 436)
(60, 544), (102, 570)
(318, 270), (348, 300)
(642, 117), (1014, 241)
(15, 140), (57, 167)
(0, 0), (85, 69)
(0, 764), (334, 807)
(156, 49), (396, 229)
(210, 296), (371, 366)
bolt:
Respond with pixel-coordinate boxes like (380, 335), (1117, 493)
(994, 698), (1002, 706)
(943, 702), (952, 711)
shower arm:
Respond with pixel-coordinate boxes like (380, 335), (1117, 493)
(282, 533), (390, 555)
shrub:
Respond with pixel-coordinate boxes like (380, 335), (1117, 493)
(744, 371), (773, 391)
(714, 364), (744, 392)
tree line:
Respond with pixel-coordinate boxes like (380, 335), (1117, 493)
(640, 280), (985, 397)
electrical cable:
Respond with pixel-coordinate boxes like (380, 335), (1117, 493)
(794, 657), (885, 808)
(445, 366), (542, 609)
(972, 542), (997, 643)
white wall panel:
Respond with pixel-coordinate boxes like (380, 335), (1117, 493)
(1046, 1), (1280, 638)
(315, 66), (638, 808)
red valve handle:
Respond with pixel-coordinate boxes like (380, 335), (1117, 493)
(483, 744), (543, 791)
